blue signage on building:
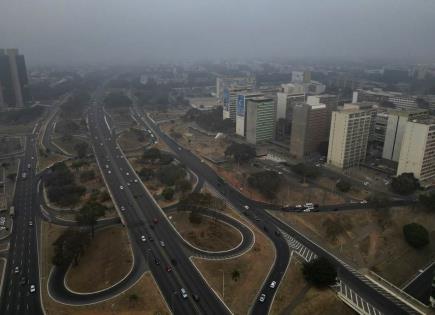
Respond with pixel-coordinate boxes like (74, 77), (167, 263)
(236, 95), (245, 117)
(223, 89), (230, 111)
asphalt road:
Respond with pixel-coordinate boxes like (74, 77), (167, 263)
(136, 109), (419, 315)
(78, 101), (230, 314)
(0, 136), (43, 315)
(403, 261), (435, 305)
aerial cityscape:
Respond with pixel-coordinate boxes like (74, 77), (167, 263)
(0, 1), (435, 315)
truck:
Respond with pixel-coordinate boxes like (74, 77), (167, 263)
(9, 206), (15, 217)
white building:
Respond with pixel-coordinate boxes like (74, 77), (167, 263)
(397, 118), (435, 184)
(382, 109), (429, 161)
(245, 97), (276, 145)
(327, 108), (373, 169)
(235, 92), (264, 137)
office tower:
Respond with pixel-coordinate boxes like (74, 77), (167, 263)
(373, 112), (389, 145)
(276, 84), (305, 121)
(291, 71), (311, 84)
(235, 92), (264, 137)
(0, 49), (29, 107)
(223, 86), (253, 122)
(397, 118), (435, 183)
(327, 108), (373, 169)
(344, 102), (379, 141)
(388, 95), (419, 111)
(382, 109), (429, 161)
(306, 94), (338, 130)
(290, 103), (328, 159)
(245, 97), (276, 145)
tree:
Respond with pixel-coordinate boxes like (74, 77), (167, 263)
(336, 180), (351, 192)
(232, 269), (240, 282)
(79, 170), (96, 182)
(189, 209), (203, 224)
(302, 257), (337, 288)
(74, 142), (89, 159)
(75, 201), (107, 238)
(52, 229), (90, 267)
(138, 167), (154, 180)
(156, 164), (186, 186)
(142, 147), (161, 162)
(248, 170), (282, 199)
(403, 223), (430, 249)
(161, 187), (175, 200)
(176, 179), (192, 195)
(391, 173), (419, 195)
(224, 143), (256, 163)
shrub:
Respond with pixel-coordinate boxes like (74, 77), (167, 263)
(403, 223), (430, 249)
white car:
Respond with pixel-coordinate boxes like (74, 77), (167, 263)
(140, 235), (146, 242)
(134, 179), (138, 183)
(29, 284), (36, 293)
(178, 147), (181, 151)
(244, 205), (249, 210)
(180, 288), (188, 299)
(360, 200), (368, 204)
(160, 241), (165, 247)
(108, 170), (111, 174)
(14, 266), (19, 274)
(120, 185), (124, 190)
(259, 293), (266, 303)
(120, 206), (125, 211)
(303, 208), (311, 213)
(363, 181), (369, 186)
(270, 281), (277, 289)
(126, 172), (130, 176)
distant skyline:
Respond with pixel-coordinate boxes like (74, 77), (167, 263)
(1, 0), (435, 66)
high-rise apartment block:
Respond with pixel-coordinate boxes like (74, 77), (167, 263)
(276, 84), (305, 121)
(290, 103), (328, 159)
(382, 109), (429, 162)
(0, 49), (29, 108)
(235, 92), (264, 137)
(327, 108), (372, 169)
(397, 118), (435, 183)
(245, 97), (276, 145)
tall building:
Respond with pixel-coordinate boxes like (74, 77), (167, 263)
(389, 95), (418, 111)
(223, 86), (252, 121)
(0, 49), (29, 107)
(290, 103), (328, 159)
(382, 109), (429, 161)
(276, 84), (305, 121)
(397, 118), (435, 184)
(327, 108), (372, 169)
(235, 92), (264, 137)
(373, 112), (389, 145)
(306, 94), (338, 130)
(245, 97), (276, 145)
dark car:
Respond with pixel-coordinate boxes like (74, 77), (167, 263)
(154, 258), (160, 265)
(171, 258), (177, 266)
(19, 276), (27, 286)
(193, 294), (200, 302)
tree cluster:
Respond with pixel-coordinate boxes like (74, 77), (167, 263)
(75, 201), (107, 238)
(156, 164), (186, 186)
(248, 170), (282, 199)
(60, 91), (90, 119)
(302, 257), (337, 288)
(224, 142), (256, 163)
(291, 163), (320, 179)
(391, 173), (419, 195)
(403, 223), (430, 249)
(45, 162), (85, 206)
(336, 180), (351, 192)
(79, 169), (96, 183)
(184, 107), (234, 133)
(0, 106), (45, 125)
(74, 142), (90, 159)
(52, 229), (90, 267)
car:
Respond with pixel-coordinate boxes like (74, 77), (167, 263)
(126, 172), (130, 176)
(108, 170), (112, 174)
(259, 293), (266, 303)
(200, 159), (205, 163)
(29, 284), (36, 293)
(105, 164), (109, 169)
(166, 265), (172, 272)
(295, 205), (302, 208)
(134, 179), (138, 183)
(28, 221), (33, 226)
(160, 241), (165, 247)
(148, 235), (154, 241)
(127, 182), (131, 186)
(363, 181), (369, 186)
(255, 217), (260, 221)
(303, 208), (311, 212)
(244, 205), (249, 210)
(178, 147), (182, 151)
(153, 218), (159, 224)
(120, 185), (124, 190)
(360, 200), (368, 204)
(304, 203), (314, 209)
(274, 231), (280, 237)
(180, 288), (188, 299)
(154, 258), (160, 265)
(14, 266), (19, 274)
(192, 294), (200, 302)
(140, 235), (146, 242)
(120, 206), (125, 211)
(171, 258), (177, 266)
(270, 281), (277, 289)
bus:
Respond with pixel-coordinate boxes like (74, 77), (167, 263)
(9, 206), (15, 217)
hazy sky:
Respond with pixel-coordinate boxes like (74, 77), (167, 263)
(1, 0), (435, 66)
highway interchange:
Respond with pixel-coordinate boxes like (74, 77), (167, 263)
(0, 88), (432, 315)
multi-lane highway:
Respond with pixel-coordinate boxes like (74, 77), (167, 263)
(76, 101), (230, 314)
(135, 107), (420, 315)
(0, 136), (43, 315)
